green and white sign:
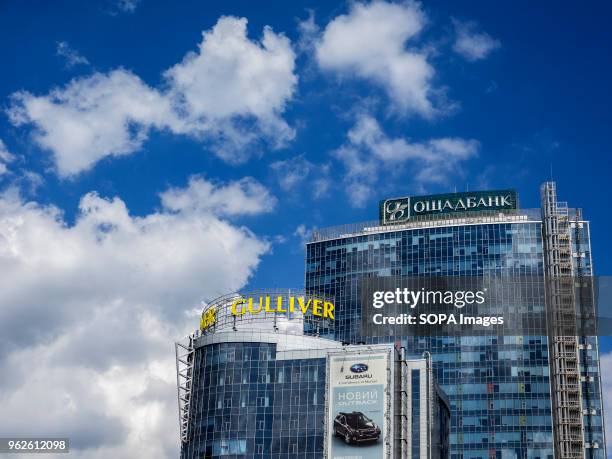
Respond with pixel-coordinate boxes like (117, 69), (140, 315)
(379, 189), (518, 225)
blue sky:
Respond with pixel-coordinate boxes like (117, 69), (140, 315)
(1, 1), (611, 456)
(2, 1), (612, 284)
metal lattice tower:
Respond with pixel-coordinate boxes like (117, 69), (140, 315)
(176, 332), (197, 443)
(541, 182), (585, 459)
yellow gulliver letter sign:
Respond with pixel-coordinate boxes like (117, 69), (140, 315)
(231, 295), (335, 320)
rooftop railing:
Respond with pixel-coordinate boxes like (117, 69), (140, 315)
(309, 208), (545, 243)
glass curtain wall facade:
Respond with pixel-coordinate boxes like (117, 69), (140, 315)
(181, 340), (329, 459)
(305, 216), (554, 459)
(179, 333), (447, 459)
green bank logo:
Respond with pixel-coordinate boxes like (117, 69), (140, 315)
(383, 197), (410, 223)
(381, 190), (517, 225)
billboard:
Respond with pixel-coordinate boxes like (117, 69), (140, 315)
(379, 189), (518, 225)
(326, 350), (391, 459)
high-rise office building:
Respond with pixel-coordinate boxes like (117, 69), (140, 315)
(305, 183), (605, 459)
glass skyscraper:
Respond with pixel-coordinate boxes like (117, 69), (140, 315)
(304, 182), (605, 459)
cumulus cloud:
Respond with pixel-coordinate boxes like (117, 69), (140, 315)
(56, 41), (90, 68)
(315, 1), (440, 117)
(334, 114), (479, 206)
(8, 16), (297, 176)
(160, 175), (277, 216)
(8, 70), (180, 176)
(165, 17), (294, 123)
(0, 177), (272, 457)
(452, 19), (500, 61)
(270, 154), (330, 199)
(165, 16), (297, 161)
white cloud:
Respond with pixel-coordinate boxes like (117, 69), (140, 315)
(452, 19), (500, 61)
(0, 177), (272, 457)
(315, 1), (440, 117)
(56, 41), (90, 68)
(270, 155), (330, 199)
(312, 177), (331, 199)
(166, 17), (295, 126)
(333, 144), (375, 206)
(164, 16), (297, 162)
(8, 70), (180, 176)
(113, 0), (140, 13)
(17, 170), (44, 195)
(296, 10), (320, 54)
(160, 175), (277, 216)
(0, 139), (16, 176)
(0, 142), (45, 194)
(334, 114), (479, 206)
(8, 16), (298, 175)
(0, 139), (15, 163)
(294, 223), (315, 246)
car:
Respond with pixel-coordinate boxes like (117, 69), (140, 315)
(333, 411), (381, 444)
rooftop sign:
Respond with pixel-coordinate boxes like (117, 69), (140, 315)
(199, 306), (216, 332)
(197, 290), (336, 336)
(379, 189), (517, 225)
(231, 294), (335, 320)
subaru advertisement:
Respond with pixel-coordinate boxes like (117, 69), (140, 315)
(326, 351), (390, 459)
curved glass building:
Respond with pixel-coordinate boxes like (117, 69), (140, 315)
(177, 289), (450, 459)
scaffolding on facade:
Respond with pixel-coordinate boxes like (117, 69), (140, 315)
(541, 182), (585, 459)
(176, 332), (197, 443)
